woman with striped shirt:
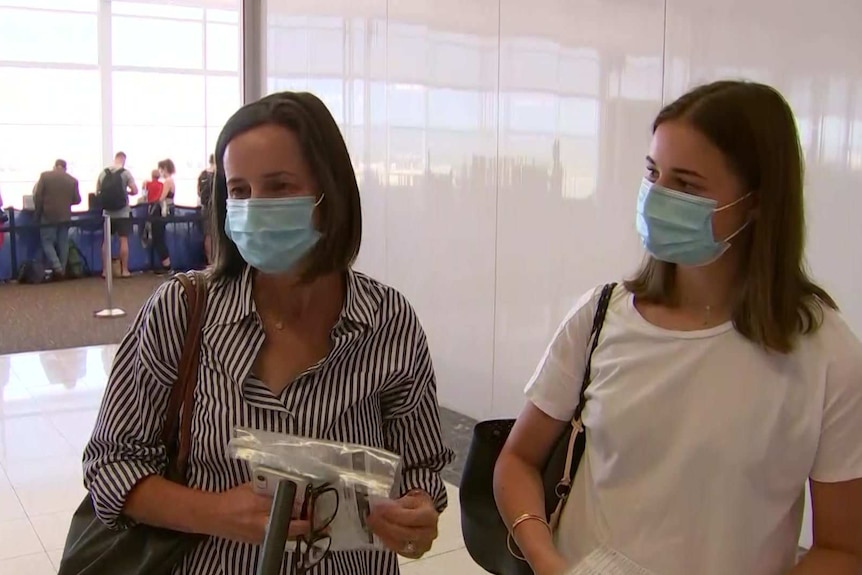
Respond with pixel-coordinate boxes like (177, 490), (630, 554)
(83, 91), (455, 575)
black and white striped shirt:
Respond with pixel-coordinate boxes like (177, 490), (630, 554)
(83, 266), (455, 575)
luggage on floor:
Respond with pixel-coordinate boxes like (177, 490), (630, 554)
(18, 260), (47, 284)
(66, 241), (90, 279)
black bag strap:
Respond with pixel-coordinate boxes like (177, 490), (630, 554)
(545, 283), (618, 531)
(573, 282), (617, 424)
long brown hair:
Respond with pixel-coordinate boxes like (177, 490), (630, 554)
(625, 80), (836, 353)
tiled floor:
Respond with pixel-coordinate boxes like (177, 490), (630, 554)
(0, 345), (486, 575)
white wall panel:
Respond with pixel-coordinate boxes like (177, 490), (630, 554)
(265, 0), (498, 418)
(266, 0), (389, 284)
(264, 0), (862, 428)
(384, 0), (499, 420)
(491, 0), (663, 416)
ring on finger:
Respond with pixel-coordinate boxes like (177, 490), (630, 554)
(403, 540), (417, 555)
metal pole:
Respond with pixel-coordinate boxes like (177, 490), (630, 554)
(94, 214), (126, 319)
(242, 0), (265, 104)
(257, 479), (297, 575)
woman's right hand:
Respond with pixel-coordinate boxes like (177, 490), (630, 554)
(210, 483), (311, 544)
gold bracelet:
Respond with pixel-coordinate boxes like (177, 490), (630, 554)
(510, 513), (550, 534)
(506, 513), (552, 561)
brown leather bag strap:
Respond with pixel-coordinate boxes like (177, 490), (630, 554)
(176, 272), (209, 478)
(160, 271), (209, 482)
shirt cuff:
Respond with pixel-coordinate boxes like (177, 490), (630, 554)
(400, 466), (449, 513)
(87, 459), (164, 530)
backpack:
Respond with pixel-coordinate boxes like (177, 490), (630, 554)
(99, 168), (127, 211)
(66, 241), (90, 279)
(197, 170), (214, 209)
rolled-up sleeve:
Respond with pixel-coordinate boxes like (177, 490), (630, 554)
(382, 308), (455, 513)
(83, 279), (189, 529)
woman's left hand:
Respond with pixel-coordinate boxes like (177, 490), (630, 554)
(366, 489), (439, 559)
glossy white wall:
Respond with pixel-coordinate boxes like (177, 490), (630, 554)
(493, 0), (663, 416)
(384, 0), (500, 421)
(263, 0), (862, 426)
(265, 0), (503, 419)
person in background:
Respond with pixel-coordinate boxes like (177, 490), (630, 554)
(143, 169), (163, 204)
(139, 168), (163, 252)
(33, 159), (81, 279)
(197, 153), (215, 263)
(150, 159), (175, 274)
(97, 151), (138, 278)
(0, 185), (8, 224)
(0, 186), (5, 251)
(494, 81), (862, 575)
(83, 91), (453, 575)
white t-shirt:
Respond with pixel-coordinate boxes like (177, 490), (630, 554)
(526, 285), (862, 575)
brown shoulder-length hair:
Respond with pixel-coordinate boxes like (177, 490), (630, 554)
(624, 80), (836, 353)
(209, 91), (362, 282)
(158, 158), (176, 175)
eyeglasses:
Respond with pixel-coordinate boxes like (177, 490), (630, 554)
(292, 482), (340, 574)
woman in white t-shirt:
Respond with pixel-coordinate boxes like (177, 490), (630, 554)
(493, 80), (862, 575)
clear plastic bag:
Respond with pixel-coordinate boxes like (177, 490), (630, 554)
(229, 427), (403, 552)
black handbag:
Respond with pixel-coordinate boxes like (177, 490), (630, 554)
(58, 271), (210, 575)
(459, 283), (616, 575)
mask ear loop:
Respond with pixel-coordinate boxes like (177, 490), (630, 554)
(714, 192), (752, 213)
(715, 192), (754, 243)
(722, 218), (752, 243)
(688, 192), (753, 268)
(310, 194), (326, 239)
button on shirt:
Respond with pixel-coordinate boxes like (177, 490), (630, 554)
(84, 266), (455, 575)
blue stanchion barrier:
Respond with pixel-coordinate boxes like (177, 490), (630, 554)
(0, 226), (10, 282)
(0, 205), (205, 281)
(170, 206), (206, 271)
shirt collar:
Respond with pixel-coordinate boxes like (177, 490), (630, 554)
(341, 268), (377, 327)
(209, 265), (377, 329)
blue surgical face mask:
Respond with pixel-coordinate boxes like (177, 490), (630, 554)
(636, 178), (750, 266)
(225, 195), (323, 274)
